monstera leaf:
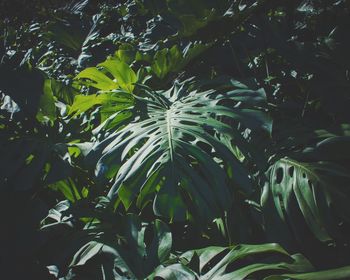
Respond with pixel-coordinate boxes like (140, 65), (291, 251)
(75, 58), (137, 93)
(151, 242), (350, 280)
(68, 90), (134, 124)
(70, 59), (136, 124)
(262, 157), (350, 244)
(89, 79), (271, 221)
(151, 243), (314, 280)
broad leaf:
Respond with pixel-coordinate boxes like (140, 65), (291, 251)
(68, 90), (134, 119)
(152, 243), (314, 280)
(75, 58), (137, 93)
(90, 79), (270, 221)
(262, 157), (350, 244)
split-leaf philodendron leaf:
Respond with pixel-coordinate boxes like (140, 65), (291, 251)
(89, 79), (271, 221)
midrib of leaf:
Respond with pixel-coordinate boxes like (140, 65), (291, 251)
(166, 108), (175, 164)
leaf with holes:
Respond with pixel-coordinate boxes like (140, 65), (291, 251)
(262, 157), (350, 244)
(89, 79), (271, 221)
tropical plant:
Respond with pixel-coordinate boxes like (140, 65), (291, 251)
(89, 78), (270, 222)
(1, 0), (350, 279)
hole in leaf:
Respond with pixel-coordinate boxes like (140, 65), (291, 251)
(192, 103), (205, 108)
(104, 71), (114, 80)
(196, 141), (212, 154)
(185, 111), (201, 115)
(146, 127), (158, 135)
(201, 249), (230, 274)
(141, 121), (156, 128)
(276, 167), (283, 184)
(288, 166), (294, 177)
(181, 133), (196, 142)
(179, 120), (198, 126)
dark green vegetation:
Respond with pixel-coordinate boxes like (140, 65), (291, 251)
(1, 0), (350, 279)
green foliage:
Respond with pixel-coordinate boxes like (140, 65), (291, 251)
(263, 158), (350, 244)
(66, 215), (172, 279)
(91, 79), (269, 221)
(1, 0), (350, 279)
(152, 243), (313, 280)
(36, 79), (57, 124)
(75, 58), (137, 92)
(150, 44), (210, 79)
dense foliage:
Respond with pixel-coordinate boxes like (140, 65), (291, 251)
(1, 0), (350, 279)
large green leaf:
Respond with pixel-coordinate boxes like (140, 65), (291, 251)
(262, 157), (350, 244)
(75, 58), (137, 93)
(152, 243), (313, 280)
(68, 90), (134, 119)
(90, 79), (270, 221)
(152, 242), (350, 280)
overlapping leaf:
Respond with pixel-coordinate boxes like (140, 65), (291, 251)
(152, 243), (313, 280)
(65, 214), (172, 280)
(152, 243), (350, 280)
